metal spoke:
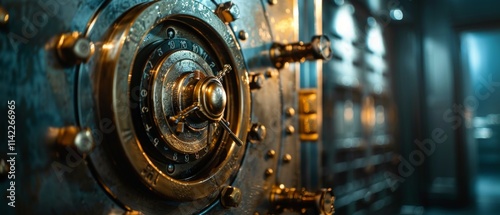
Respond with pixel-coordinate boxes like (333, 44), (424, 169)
(219, 118), (243, 146)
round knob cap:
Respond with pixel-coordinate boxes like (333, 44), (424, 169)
(270, 35), (332, 69)
(204, 80), (227, 117)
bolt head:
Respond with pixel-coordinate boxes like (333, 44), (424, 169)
(249, 74), (264, 90)
(320, 188), (335, 215)
(248, 123), (266, 143)
(268, 0), (278, 5)
(57, 32), (95, 66)
(311, 35), (332, 60)
(72, 38), (93, 60)
(216, 2), (240, 23)
(285, 107), (295, 117)
(229, 3), (240, 20)
(74, 129), (95, 154)
(221, 186), (242, 208)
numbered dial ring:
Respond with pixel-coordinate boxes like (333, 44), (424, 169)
(138, 39), (223, 164)
(87, 0), (250, 208)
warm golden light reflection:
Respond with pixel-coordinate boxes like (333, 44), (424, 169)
(102, 43), (114, 50)
(344, 100), (354, 122)
(361, 96), (376, 129)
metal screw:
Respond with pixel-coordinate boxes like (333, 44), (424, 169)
(166, 27), (176, 39)
(74, 128), (95, 154)
(0, 6), (9, 26)
(249, 74), (264, 90)
(320, 188), (335, 215)
(220, 186), (242, 208)
(215, 1), (240, 23)
(285, 125), (295, 135)
(283, 154), (292, 163)
(56, 32), (95, 66)
(267, 150), (276, 158)
(285, 107), (295, 117)
(248, 123), (267, 143)
(265, 168), (274, 177)
(268, 0), (278, 5)
(167, 164), (175, 173)
(238, 30), (248, 40)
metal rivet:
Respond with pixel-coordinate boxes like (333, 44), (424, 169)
(166, 27), (176, 39)
(265, 168), (274, 176)
(267, 150), (276, 158)
(285, 125), (295, 135)
(238, 30), (248, 40)
(167, 164), (175, 173)
(56, 32), (95, 66)
(249, 74), (264, 90)
(268, 0), (278, 5)
(248, 123), (266, 143)
(0, 6), (9, 26)
(285, 107), (295, 117)
(74, 128), (95, 154)
(283, 154), (292, 163)
(220, 186), (242, 208)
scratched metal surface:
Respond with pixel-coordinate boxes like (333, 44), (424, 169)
(0, 0), (123, 214)
(0, 0), (302, 214)
(266, 0), (301, 190)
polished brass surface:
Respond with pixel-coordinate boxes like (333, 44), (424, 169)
(298, 90), (319, 141)
(270, 35), (332, 69)
(0, 0), (360, 213)
(270, 186), (335, 215)
(78, 0), (250, 212)
(56, 32), (95, 66)
(0, 6), (8, 26)
(220, 186), (243, 208)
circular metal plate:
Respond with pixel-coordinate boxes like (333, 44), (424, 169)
(78, 0), (250, 213)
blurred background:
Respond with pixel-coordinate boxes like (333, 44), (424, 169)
(301, 0), (500, 214)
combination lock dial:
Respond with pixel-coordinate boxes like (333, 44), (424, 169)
(77, 0), (251, 213)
